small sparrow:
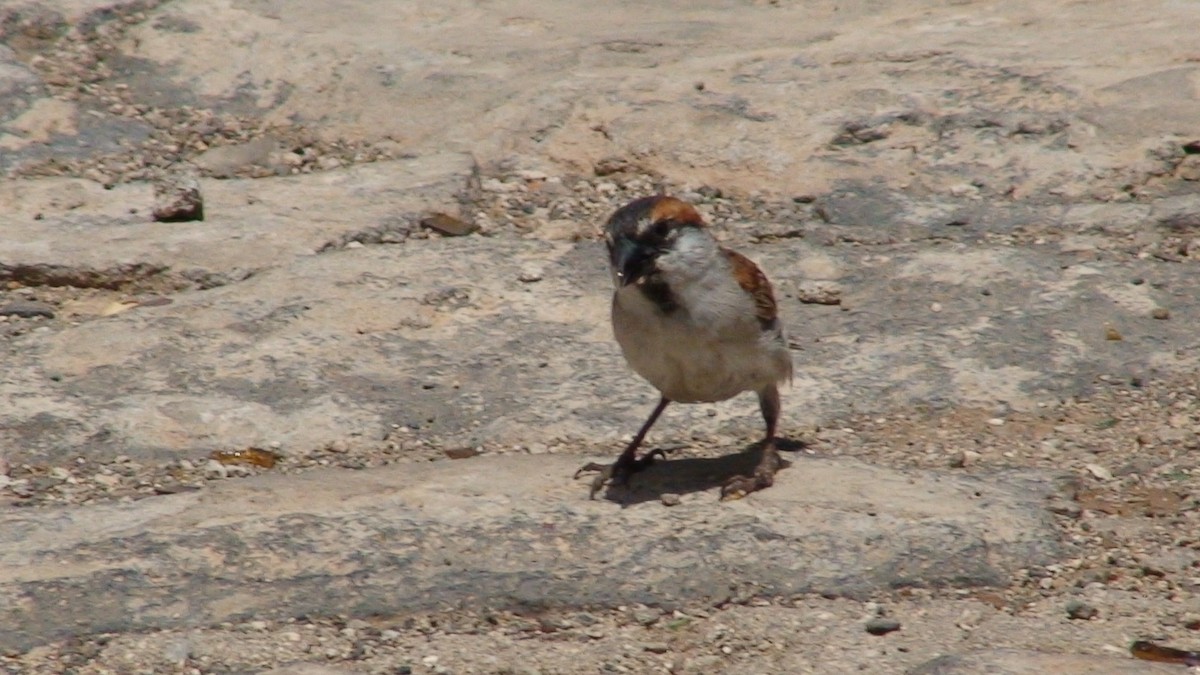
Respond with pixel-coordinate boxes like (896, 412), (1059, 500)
(576, 195), (793, 500)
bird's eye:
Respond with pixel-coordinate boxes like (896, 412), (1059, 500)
(651, 220), (672, 240)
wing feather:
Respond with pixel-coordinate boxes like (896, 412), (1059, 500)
(721, 247), (778, 328)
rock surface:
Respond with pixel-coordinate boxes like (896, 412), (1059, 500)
(0, 454), (1060, 651)
(2, 0), (1200, 672)
(910, 649), (1181, 674)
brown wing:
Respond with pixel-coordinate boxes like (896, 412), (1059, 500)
(721, 247), (778, 328)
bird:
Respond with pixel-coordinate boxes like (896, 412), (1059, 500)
(575, 194), (793, 500)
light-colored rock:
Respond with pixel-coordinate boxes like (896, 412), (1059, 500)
(910, 649), (1180, 674)
(0, 455), (1060, 651)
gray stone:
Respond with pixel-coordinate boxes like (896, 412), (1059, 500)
(0, 454), (1060, 651)
(0, 300), (55, 319)
(909, 650), (1180, 674)
(865, 617), (902, 635)
(1065, 599), (1099, 620)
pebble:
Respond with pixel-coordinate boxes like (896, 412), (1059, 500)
(481, 178), (519, 193)
(632, 607), (662, 626)
(1065, 599), (1098, 620)
(152, 170), (204, 222)
(421, 212), (478, 236)
(92, 473), (120, 488)
(0, 300), (56, 319)
(204, 459), (229, 479)
(660, 493), (682, 507)
(865, 617), (901, 635)
(1151, 307), (1170, 320)
(643, 642), (670, 654)
(162, 639), (192, 664)
(518, 265), (544, 283)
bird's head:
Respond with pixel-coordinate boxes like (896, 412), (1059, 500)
(603, 195), (706, 288)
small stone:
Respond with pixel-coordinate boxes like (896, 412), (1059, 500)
(585, 626), (606, 639)
(162, 639), (192, 664)
(282, 631), (302, 642)
(948, 451), (967, 468)
(594, 157), (633, 176)
(1085, 464), (1113, 481)
(660, 493), (682, 507)
(518, 265), (544, 283)
(986, 418), (1004, 426)
(380, 629), (400, 641)
(1066, 599), (1098, 620)
(443, 447), (480, 460)
(92, 473), (120, 488)
(632, 607), (662, 626)
(643, 642), (670, 654)
(421, 212), (478, 236)
(865, 617), (901, 635)
(248, 620), (268, 631)
(481, 178), (519, 193)
(0, 300), (56, 319)
(204, 459), (229, 479)
(516, 169), (548, 181)
(1151, 307), (1171, 320)
(1046, 499), (1082, 518)
(152, 169), (204, 222)
(1105, 327), (1122, 341)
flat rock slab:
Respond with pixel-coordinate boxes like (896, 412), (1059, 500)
(910, 649), (1180, 674)
(0, 454), (1061, 651)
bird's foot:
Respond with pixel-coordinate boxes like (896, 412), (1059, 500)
(720, 444), (781, 501)
(574, 448), (668, 499)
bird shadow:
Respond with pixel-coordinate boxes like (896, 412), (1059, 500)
(588, 437), (808, 506)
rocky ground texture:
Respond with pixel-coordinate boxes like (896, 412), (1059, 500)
(2, 0), (1200, 673)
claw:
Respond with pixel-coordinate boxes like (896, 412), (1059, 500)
(719, 471), (774, 501)
(720, 443), (781, 501)
(573, 462), (610, 480)
(574, 448), (668, 499)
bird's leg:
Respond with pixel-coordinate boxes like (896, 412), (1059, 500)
(575, 397), (671, 499)
(721, 385), (782, 501)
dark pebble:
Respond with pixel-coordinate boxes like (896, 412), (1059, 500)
(421, 212), (477, 236)
(865, 617), (901, 635)
(0, 300), (56, 319)
(1066, 599), (1098, 620)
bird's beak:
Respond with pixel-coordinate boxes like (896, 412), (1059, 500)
(611, 236), (653, 287)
